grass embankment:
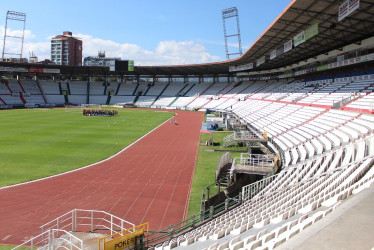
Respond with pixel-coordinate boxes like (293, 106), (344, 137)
(0, 108), (173, 187)
(187, 131), (247, 217)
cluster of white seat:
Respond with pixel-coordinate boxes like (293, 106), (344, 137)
(153, 140), (373, 249)
(0, 80), (45, 105)
(345, 92), (374, 111)
(3, 78), (372, 113)
(151, 92), (374, 249)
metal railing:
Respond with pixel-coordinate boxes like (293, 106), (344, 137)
(12, 231), (50, 250)
(234, 130), (259, 140)
(223, 133), (235, 147)
(215, 152), (232, 179)
(234, 153), (274, 166)
(14, 209), (134, 249)
(241, 174), (279, 201)
(145, 193), (241, 248)
(230, 153), (274, 177)
(49, 229), (83, 250)
(13, 229), (82, 250)
(201, 175), (230, 211)
(332, 93), (358, 109)
(40, 209), (134, 237)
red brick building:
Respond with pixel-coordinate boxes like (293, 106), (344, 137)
(51, 31), (82, 66)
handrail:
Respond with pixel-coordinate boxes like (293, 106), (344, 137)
(145, 193), (241, 247)
(12, 231), (50, 250)
(12, 229), (83, 250)
(241, 174), (279, 201)
(201, 175), (230, 211)
(40, 209), (134, 237)
(230, 154), (274, 178)
(51, 229), (83, 250)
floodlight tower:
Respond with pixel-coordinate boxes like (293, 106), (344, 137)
(222, 7), (243, 60)
(2, 11), (27, 61)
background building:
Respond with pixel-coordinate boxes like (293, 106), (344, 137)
(83, 51), (120, 66)
(51, 31), (82, 66)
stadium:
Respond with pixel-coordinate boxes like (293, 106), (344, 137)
(0, 0), (374, 249)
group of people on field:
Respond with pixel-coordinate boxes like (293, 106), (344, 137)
(83, 109), (118, 117)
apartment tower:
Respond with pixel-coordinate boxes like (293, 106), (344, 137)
(51, 31), (82, 66)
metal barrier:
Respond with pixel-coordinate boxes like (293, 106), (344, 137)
(230, 153), (274, 177)
(14, 209), (134, 249)
(234, 153), (274, 166)
(234, 130), (259, 140)
(145, 193), (241, 247)
(49, 229), (83, 250)
(241, 174), (279, 201)
(215, 152), (232, 181)
(40, 209), (134, 238)
(223, 133), (235, 147)
(13, 229), (82, 250)
(12, 231), (50, 250)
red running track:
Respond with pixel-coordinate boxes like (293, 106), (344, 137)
(0, 110), (204, 246)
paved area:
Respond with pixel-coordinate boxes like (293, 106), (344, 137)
(279, 185), (374, 250)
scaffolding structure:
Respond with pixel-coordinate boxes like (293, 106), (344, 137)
(2, 11), (27, 61)
(222, 7), (243, 60)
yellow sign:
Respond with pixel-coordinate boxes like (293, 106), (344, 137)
(274, 154), (279, 171)
(99, 222), (149, 250)
(104, 230), (144, 250)
(263, 131), (268, 140)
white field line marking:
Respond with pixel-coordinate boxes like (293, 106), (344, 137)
(0, 113), (176, 190)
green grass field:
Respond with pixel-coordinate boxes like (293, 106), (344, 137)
(0, 108), (173, 187)
(0, 108), (244, 236)
(187, 131), (247, 217)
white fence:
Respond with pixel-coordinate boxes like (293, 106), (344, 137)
(40, 209), (134, 236)
(13, 229), (83, 250)
(13, 209), (134, 249)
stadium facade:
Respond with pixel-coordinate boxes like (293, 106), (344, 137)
(1, 0), (374, 249)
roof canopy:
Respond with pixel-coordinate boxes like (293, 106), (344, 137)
(135, 0), (374, 76)
(1, 0), (374, 77)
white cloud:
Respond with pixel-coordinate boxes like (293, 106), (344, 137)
(0, 26), (40, 57)
(0, 26), (35, 40)
(0, 25), (222, 66)
(77, 34), (221, 66)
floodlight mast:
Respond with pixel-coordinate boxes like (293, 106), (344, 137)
(222, 7), (243, 60)
(2, 11), (27, 61)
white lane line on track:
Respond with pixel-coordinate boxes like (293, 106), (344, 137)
(2, 235), (11, 241)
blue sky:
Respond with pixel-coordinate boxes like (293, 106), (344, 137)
(0, 0), (291, 65)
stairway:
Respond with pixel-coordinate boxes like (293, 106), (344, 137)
(151, 83), (170, 106)
(217, 171), (231, 187)
(36, 79), (48, 104)
(133, 91), (142, 104)
(168, 96), (179, 107)
(223, 133), (236, 147)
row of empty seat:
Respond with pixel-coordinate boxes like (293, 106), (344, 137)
(152, 82), (374, 249)
(157, 135), (373, 249)
(1, 77), (372, 113)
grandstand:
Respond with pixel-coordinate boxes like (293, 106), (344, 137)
(1, 0), (374, 249)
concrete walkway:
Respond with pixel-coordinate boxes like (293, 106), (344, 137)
(279, 186), (374, 250)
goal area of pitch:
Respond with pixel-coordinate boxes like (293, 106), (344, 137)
(64, 104), (103, 112)
(80, 104), (103, 110)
